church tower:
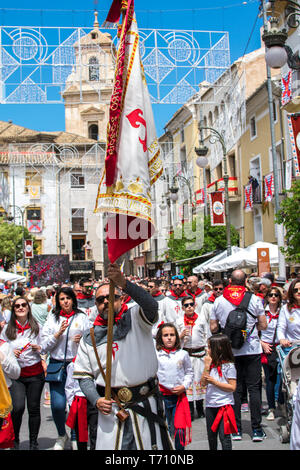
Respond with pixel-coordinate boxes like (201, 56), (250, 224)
(63, 12), (115, 142)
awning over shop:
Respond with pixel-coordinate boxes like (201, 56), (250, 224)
(193, 247), (242, 274)
(174, 250), (221, 266)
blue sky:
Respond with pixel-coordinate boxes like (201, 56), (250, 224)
(0, 0), (263, 136)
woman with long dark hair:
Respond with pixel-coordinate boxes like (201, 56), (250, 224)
(277, 279), (300, 348)
(260, 287), (282, 420)
(41, 287), (90, 450)
(1, 296), (44, 450)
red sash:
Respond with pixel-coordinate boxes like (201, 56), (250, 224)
(20, 361), (44, 378)
(223, 286), (246, 306)
(66, 396), (88, 442)
(211, 404), (237, 435)
(169, 291), (188, 300)
(174, 393), (192, 447)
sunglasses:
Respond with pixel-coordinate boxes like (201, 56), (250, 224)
(15, 302), (28, 309)
(183, 302), (195, 308)
(172, 275), (184, 280)
(96, 294), (121, 304)
(268, 293), (279, 298)
(293, 288), (300, 294)
(214, 288), (224, 291)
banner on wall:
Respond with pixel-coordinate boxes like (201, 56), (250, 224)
(264, 173), (274, 202)
(208, 191), (225, 226)
(281, 70), (292, 106)
(244, 184), (253, 212)
(287, 113), (300, 177)
(24, 240), (33, 259)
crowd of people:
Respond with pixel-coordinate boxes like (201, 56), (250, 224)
(0, 267), (300, 451)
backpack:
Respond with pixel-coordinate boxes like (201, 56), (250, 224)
(223, 292), (256, 349)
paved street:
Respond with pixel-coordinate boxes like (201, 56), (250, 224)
(16, 387), (290, 451)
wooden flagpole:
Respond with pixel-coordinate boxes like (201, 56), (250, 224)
(104, 0), (129, 403)
(105, 279), (115, 400)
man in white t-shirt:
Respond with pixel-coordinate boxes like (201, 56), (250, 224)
(210, 269), (267, 442)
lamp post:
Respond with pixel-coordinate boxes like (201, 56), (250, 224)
(261, 0), (287, 278)
(261, 0), (300, 70)
(7, 205), (26, 268)
(195, 123), (232, 256)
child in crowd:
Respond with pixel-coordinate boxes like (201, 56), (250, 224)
(201, 333), (237, 450)
(156, 323), (193, 450)
(65, 357), (97, 450)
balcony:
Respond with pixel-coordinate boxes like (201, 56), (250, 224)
(206, 176), (240, 198)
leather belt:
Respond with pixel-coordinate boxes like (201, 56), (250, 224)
(96, 377), (159, 406)
(183, 346), (205, 357)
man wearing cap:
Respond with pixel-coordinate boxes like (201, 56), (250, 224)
(73, 264), (173, 450)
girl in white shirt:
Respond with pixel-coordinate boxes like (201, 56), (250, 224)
(156, 323), (193, 450)
(201, 333), (237, 450)
(1, 297), (44, 450)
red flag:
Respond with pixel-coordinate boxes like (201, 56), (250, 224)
(209, 192), (225, 226)
(95, 0), (163, 263)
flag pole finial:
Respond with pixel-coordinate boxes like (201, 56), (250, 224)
(93, 10), (100, 30)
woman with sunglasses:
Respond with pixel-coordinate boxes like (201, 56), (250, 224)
(277, 279), (300, 349)
(41, 287), (90, 450)
(176, 296), (207, 420)
(260, 287), (282, 420)
(0, 297), (44, 450)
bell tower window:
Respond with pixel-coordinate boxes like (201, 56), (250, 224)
(89, 56), (99, 81)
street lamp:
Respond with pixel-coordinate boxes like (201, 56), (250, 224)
(7, 205), (26, 268)
(261, 1), (300, 69)
(196, 123), (232, 256)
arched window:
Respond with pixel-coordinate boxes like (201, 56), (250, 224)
(89, 56), (99, 81)
(89, 124), (98, 140)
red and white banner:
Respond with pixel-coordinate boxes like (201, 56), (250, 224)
(281, 70), (292, 106)
(264, 173), (274, 202)
(244, 184), (253, 212)
(287, 113), (300, 177)
(27, 220), (42, 233)
(208, 191), (225, 226)
(24, 240), (33, 259)
(95, 0), (163, 263)
(195, 188), (205, 207)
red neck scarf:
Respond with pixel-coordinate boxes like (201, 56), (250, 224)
(76, 292), (93, 300)
(184, 313), (198, 328)
(158, 385), (192, 447)
(124, 295), (132, 304)
(16, 320), (30, 335)
(223, 286), (246, 306)
(170, 290), (187, 300)
(152, 291), (163, 297)
(210, 362), (225, 378)
(93, 303), (128, 327)
(207, 293), (216, 303)
(266, 309), (279, 321)
(186, 288), (202, 298)
(60, 310), (76, 320)
(161, 347), (177, 355)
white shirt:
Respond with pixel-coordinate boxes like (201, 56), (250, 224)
(205, 362), (236, 408)
(1, 323), (44, 369)
(211, 293), (265, 356)
(0, 340), (21, 387)
(176, 315), (207, 349)
(65, 361), (85, 407)
(42, 311), (90, 361)
(260, 305), (280, 344)
(74, 304), (159, 388)
(160, 295), (185, 323)
(156, 348), (193, 391)
(277, 304), (300, 343)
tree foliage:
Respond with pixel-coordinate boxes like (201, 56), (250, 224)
(166, 214), (240, 272)
(275, 179), (300, 263)
(0, 218), (36, 270)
